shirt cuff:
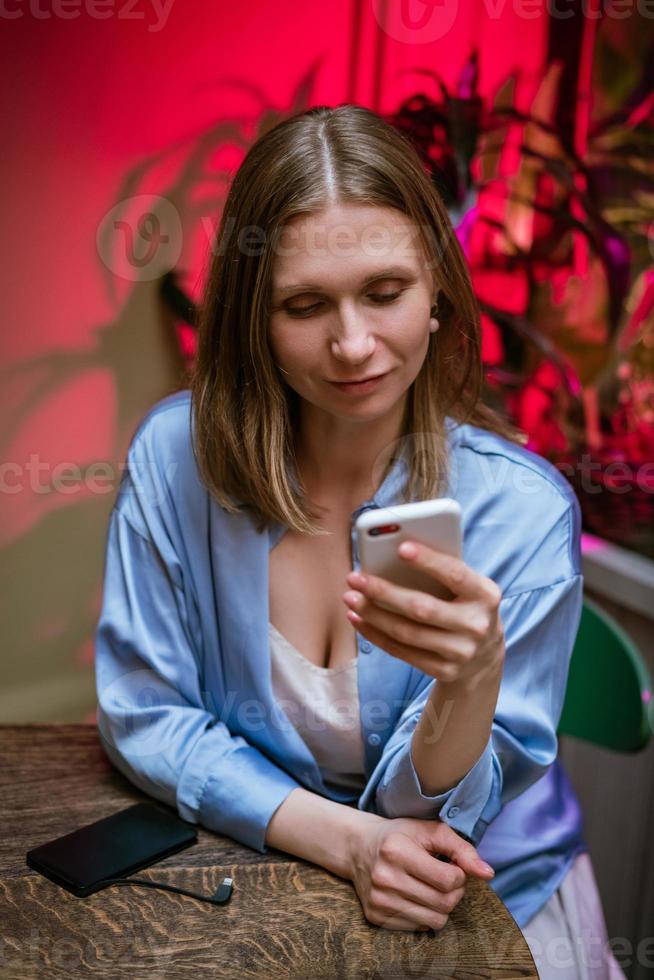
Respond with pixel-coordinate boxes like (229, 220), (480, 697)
(374, 735), (502, 846)
(177, 736), (302, 854)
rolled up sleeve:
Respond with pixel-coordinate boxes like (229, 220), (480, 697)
(95, 504), (301, 854)
(358, 573), (583, 847)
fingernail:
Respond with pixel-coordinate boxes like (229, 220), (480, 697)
(478, 862), (495, 876)
(399, 541), (417, 559)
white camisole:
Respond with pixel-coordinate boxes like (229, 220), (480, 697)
(269, 621), (367, 792)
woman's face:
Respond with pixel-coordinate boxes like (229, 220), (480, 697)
(268, 203), (438, 423)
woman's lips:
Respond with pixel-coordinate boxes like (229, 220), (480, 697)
(327, 372), (389, 394)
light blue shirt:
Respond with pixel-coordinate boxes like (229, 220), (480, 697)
(94, 388), (587, 929)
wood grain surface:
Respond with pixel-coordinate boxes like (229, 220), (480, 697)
(0, 724), (538, 979)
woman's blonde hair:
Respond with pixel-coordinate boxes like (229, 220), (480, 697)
(190, 103), (526, 535)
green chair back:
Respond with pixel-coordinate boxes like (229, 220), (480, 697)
(557, 596), (653, 752)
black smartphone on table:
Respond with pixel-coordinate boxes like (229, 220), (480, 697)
(25, 802), (198, 898)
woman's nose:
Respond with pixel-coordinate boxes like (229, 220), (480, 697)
(330, 312), (376, 361)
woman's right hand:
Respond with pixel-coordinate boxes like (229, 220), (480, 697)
(348, 815), (495, 932)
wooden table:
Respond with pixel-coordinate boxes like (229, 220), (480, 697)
(1, 724), (538, 978)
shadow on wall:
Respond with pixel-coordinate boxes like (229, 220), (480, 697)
(0, 280), (187, 723)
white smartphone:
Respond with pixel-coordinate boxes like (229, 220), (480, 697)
(355, 498), (462, 611)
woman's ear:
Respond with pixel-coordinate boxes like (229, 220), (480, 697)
(429, 290), (441, 333)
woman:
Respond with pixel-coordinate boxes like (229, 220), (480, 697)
(95, 104), (623, 977)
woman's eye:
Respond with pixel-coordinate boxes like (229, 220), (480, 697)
(286, 303), (321, 317)
(286, 291), (403, 317)
(371, 291), (402, 304)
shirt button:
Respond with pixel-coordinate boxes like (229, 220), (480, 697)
(367, 733), (381, 746)
(360, 640), (372, 654)
(447, 806), (460, 817)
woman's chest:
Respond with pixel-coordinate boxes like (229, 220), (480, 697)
(268, 525), (358, 671)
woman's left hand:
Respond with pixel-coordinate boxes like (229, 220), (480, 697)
(343, 540), (505, 685)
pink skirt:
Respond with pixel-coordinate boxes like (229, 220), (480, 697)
(520, 851), (625, 979)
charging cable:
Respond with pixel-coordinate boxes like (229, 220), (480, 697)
(98, 874), (233, 905)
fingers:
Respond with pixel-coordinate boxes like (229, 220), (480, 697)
(374, 870), (466, 917)
(367, 889), (453, 932)
(344, 568), (501, 660)
(346, 589), (463, 657)
(449, 841), (495, 879)
(387, 834), (466, 892)
(369, 914), (435, 932)
(398, 541), (502, 605)
(427, 823), (496, 880)
(345, 602), (463, 663)
(345, 571), (464, 632)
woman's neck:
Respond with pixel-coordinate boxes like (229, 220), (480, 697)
(290, 391), (408, 506)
